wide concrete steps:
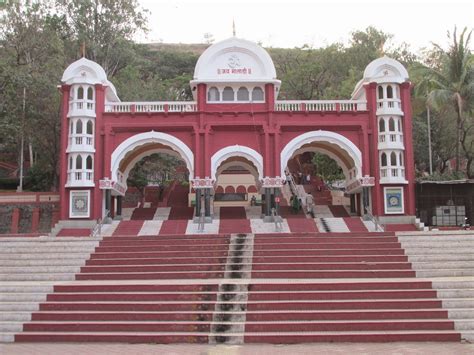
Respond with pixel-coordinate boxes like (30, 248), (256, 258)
(251, 234), (414, 279)
(0, 236), (103, 343)
(397, 232), (474, 342)
(13, 283), (220, 343)
(76, 235), (231, 281)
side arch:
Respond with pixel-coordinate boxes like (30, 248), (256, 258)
(280, 130), (363, 179)
(211, 145), (264, 182)
(110, 131), (194, 183)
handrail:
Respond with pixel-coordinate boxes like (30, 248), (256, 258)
(271, 207), (283, 232)
(197, 210), (205, 233)
(90, 210), (110, 238)
(365, 211), (384, 232)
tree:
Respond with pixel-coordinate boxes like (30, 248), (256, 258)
(419, 27), (473, 174)
(55, 0), (149, 76)
(311, 153), (345, 183)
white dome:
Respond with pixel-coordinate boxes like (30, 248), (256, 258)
(192, 37), (279, 85)
(363, 56), (409, 83)
(62, 57), (119, 102)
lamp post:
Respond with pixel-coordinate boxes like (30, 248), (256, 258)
(426, 104), (433, 175)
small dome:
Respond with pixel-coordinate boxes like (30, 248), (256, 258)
(363, 56), (409, 83)
(62, 57), (119, 102)
(62, 57), (108, 85)
(192, 37), (279, 85)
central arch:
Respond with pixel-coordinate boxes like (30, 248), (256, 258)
(280, 130), (362, 180)
(211, 145), (264, 182)
(110, 131), (194, 185)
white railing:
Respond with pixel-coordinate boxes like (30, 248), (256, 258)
(378, 132), (404, 144)
(275, 100), (367, 112)
(376, 99), (402, 112)
(380, 167), (406, 179)
(105, 101), (197, 113)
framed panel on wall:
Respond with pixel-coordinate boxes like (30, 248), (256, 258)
(69, 190), (90, 218)
(384, 187), (404, 214)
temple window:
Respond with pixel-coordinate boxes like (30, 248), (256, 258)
(222, 87), (234, 101)
(208, 87), (220, 101)
(252, 87), (264, 101)
(237, 87), (249, 101)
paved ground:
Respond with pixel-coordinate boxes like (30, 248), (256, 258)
(1, 342), (473, 355)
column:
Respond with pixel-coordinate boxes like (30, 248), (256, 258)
(265, 188), (271, 217)
(116, 196), (123, 219)
(204, 189), (211, 217)
(195, 188), (202, 218)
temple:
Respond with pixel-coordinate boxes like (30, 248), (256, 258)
(58, 36), (415, 227)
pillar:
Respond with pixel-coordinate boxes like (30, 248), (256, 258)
(31, 207), (40, 233)
(204, 189), (211, 217)
(105, 190), (111, 213)
(10, 208), (20, 234)
(195, 188), (202, 218)
(350, 194), (356, 213)
(116, 196), (123, 219)
(265, 188), (271, 217)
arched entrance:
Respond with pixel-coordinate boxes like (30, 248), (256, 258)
(107, 131), (194, 219)
(281, 130), (365, 216)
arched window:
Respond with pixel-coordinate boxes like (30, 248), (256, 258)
(76, 120), (83, 134)
(86, 120), (93, 135)
(86, 155), (93, 170)
(69, 157), (72, 169)
(387, 85), (393, 98)
(252, 87), (264, 101)
(237, 87), (249, 101)
(75, 155), (82, 169)
(399, 153), (404, 166)
(77, 87), (84, 100)
(379, 118), (385, 132)
(378, 85), (384, 99)
(398, 119), (402, 132)
(69, 88), (74, 101)
(207, 87), (220, 101)
(381, 153), (387, 166)
(70, 121), (73, 134)
(391, 152), (397, 166)
(87, 87), (93, 100)
(389, 118), (395, 131)
(222, 87), (234, 101)
(224, 185), (235, 193)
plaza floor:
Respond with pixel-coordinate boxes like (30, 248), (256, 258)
(1, 342), (473, 355)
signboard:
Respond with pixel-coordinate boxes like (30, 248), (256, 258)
(384, 187), (404, 214)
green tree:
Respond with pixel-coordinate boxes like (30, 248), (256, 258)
(418, 27), (473, 174)
(55, 0), (149, 76)
(311, 153), (345, 183)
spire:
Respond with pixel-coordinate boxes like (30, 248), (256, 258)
(232, 18), (236, 37)
(81, 41), (86, 58)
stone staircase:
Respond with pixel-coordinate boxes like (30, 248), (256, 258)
(315, 217), (350, 233)
(0, 230), (472, 344)
(397, 231), (474, 342)
(0, 236), (101, 342)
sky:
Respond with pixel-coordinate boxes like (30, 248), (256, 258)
(137, 0), (473, 52)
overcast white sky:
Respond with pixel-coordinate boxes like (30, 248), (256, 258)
(138, 0), (473, 52)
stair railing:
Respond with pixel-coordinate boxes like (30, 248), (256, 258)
(197, 210), (205, 233)
(90, 210), (110, 238)
(365, 211), (384, 232)
(271, 207), (283, 232)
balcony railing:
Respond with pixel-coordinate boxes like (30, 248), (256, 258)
(104, 100), (367, 113)
(105, 102), (198, 113)
(275, 100), (367, 112)
(376, 99), (403, 115)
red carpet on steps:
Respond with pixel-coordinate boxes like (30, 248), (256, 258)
(279, 206), (306, 219)
(130, 208), (156, 220)
(287, 218), (319, 233)
(56, 228), (91, 237)
(328, 205), (350, 217)
(167, 206), (194, 220)
(112, 221), (143, 236)
(385, 224), (418, 232)
(219, 219), (251, 234)
(167, 184), (189, 207)
(219, 206), (246, 219)
(159, 220), (188, 235)
(343, 217), (368, 232)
